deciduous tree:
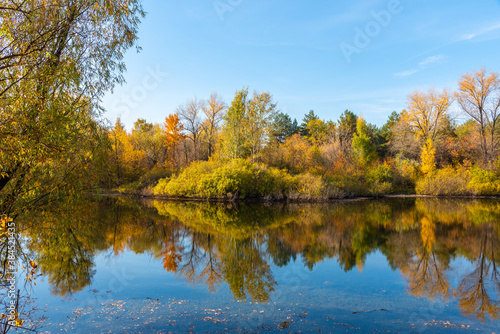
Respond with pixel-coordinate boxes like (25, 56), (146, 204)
(390, 110), (422, 160)
(457, 68), (500, 165)
(164, 113), (185, 168)
(420, 138), (436, 176)
(0, 0), (144, 216)
(403, 88), (453, 142)
(352, 116), (377, 166)
(201, 92), (226, 157)
(177, 97), (203, 161)
(246, 91), (278, 161)
(220, 88), (277, 161)
(109, 118), (146, 183)
(131, 119), (165, 169)
(220, 88), (249, 160)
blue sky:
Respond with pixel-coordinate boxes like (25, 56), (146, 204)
(101, 0), (500, 129)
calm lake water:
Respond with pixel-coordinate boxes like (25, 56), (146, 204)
(6, 197), (500, 333)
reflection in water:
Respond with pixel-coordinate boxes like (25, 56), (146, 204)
(456, 223), (500, 322)
(2, 197), (500, 329)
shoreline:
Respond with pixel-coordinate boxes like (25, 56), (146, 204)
(93, 191), (500, 203)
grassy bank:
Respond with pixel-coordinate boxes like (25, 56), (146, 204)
(416, 166), (500, 196)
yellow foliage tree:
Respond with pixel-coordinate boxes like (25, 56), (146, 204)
(420, 138), (436, 176)
(420, 216), (436, 253)
(404, 88), (453, 141)
(109, 119), (146, 183)
(162, 245), (182, 273)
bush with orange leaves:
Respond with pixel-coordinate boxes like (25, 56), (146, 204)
(261, 134), (323, 174)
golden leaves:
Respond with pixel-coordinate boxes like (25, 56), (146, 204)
(15, 318), (24, 327)
(0, 216), (13, 237)
(458, 68), (499, 112)
(0, 216), (13, 227)
(405, 88), (453, 141)
(0, 310), (24, 327)
(0, 0), (145, 216)
(420, 138), (436, 176)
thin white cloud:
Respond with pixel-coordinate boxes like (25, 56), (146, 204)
(394, 69), (420, 77)
(461, 33), (476, 40)
(394, 54), (446, 77)
(418, 54), (445, 66)
(460, 22), (500, 41)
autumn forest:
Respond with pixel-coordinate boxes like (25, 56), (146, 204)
(107, 69), (500, 202)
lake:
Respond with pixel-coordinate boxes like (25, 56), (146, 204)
(4, 197), (500, 333)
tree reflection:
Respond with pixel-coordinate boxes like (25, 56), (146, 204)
(195, 234), (223, 292)
(10, 197), (500, 323)
(396, 216), (453, 301)
(25, 208), (101, 296)
(402, 247), (454, 301)
(219, 237), (276, 303)
(456, 224), (500, 322)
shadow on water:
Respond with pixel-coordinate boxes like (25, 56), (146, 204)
(1, 197), (500, 332)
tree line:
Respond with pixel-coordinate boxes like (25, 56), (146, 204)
(102, 68), (500, 198)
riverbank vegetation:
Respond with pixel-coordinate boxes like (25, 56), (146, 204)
(103, 69), (500, 200)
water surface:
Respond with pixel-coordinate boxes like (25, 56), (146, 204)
(4, 197), (500, 333)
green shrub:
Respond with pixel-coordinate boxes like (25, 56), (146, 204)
(153, 159), (346, 200)
(116, 167), (172, 195)
(366, 164), (394, 184)
(414, 166), (500, 196)
(369, 181), (393, 196)
(153, 159), (290, 199)
(155, 160), (217, 197)
(467, 167), (500, 195)
(366, 164), (394, 195)
(154, 177), (171, 196)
